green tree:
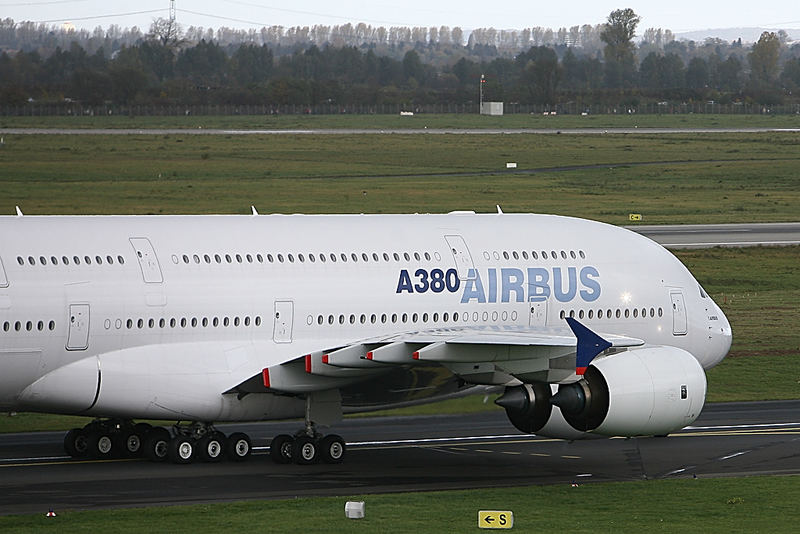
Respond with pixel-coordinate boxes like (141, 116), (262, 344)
(686, 57), (708, 89)
(748, 31), (780, 87)
(231, 44), (273, 86)
(600, 8), (640, 87)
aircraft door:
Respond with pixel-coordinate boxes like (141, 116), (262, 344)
(66, 303), (90, 350)
(670, 290), (688, 336)
(129, 237), (163, 283)
(444, 235), (476, 281)
(529, 300), (547, 326)
(0, 256), (7, 287)
(273, 300), (294, 343)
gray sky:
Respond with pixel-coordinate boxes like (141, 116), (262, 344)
(3, 0), (799, 34)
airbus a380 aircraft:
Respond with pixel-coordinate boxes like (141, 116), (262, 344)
(0, 211), (731, 465)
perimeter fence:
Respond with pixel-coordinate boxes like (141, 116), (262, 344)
(3, 102), (800, 116)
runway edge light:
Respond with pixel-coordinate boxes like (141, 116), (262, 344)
(478, 510), (513, 529)
(345, 501), (365, 519)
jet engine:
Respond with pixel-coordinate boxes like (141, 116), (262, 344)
(497, 346), (706, 438)
(551, 346), (706, 436)
(495, 382), (590, 440)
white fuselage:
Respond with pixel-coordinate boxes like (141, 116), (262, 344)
(0, 213), (731, 420)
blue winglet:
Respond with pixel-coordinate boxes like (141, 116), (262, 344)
(565, 317), (612, 375)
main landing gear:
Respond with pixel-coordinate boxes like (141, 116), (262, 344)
(269, 427), (346, 465)
(63, 420), (252, 464)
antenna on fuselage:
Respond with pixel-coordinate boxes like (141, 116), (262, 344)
(15, 206), (23, 217)
(496, 205), (504, 214)
(251, 205), (259, 216)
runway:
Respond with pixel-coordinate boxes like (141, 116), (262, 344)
(628, 222), (800, 248)
(1, 127), (799, 136)
(1, 400), (798, 515)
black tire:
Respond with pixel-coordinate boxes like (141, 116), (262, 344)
(198, 432), (226, 463)
(87, 431), (115, 459)
(320, 434), (346, 464)
(292, 435), (319, 465)
(121, 430), (144, 457)
(168, 436), (195, 464)
(64, 428), (89, 458)
(226, 432), (251, 462)
(270, 434), (294, 464)
(144, 427), (171, 462)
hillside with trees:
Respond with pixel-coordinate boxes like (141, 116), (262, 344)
(1, 10), (799, 114)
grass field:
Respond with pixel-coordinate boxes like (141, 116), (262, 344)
(0, 131), (798, 224)
(2, 112), (800, 130)
(1, 475), (797, 532)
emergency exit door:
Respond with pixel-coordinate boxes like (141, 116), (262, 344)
(66, 303), (90, 351)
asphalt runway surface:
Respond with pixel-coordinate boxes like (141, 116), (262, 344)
(629, 222), (800, 248)
(1, 127), (800, 135)
(1, 400), (798, 515)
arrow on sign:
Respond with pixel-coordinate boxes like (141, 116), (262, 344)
(484, 516), (495, 524)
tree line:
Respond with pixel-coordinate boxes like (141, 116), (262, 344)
(1, 10), (799, 111)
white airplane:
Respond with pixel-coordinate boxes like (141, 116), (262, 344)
(0, 210), (731, 465)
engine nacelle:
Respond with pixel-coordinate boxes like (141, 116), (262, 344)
(552, 346), (706, 437)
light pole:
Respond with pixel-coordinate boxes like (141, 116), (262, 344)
(479, 74), (485, 114)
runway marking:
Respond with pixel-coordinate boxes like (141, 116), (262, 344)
(685, 422), (800, 430)
(501, 451), (522, 455)
(719, 450), (752, 461)
(561, 455), (582, 459)
(529, 453), (550, 457)
(475, 449), (493, 453)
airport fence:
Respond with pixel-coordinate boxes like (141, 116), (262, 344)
(2, 102), (800, 116)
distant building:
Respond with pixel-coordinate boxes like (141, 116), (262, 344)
(480, 102), (503, 116)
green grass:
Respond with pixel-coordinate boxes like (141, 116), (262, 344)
(1, 131), (799, 224)
(1, 475), (797, 532)
(2, 112), (800, 130)
(678, 246), (800, 402)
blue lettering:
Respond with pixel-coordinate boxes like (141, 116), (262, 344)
(579, 266), (601, 302)
(527, 267), (550, 302)
(460, 269), (487, 303)
(414, 268), (429, 293)
(488, 268), (498, 303)
(396, 269), (414, 293)
(501, 268), (525, 303)
(445, 268), (460, 292)
(553, 266), (577, 302)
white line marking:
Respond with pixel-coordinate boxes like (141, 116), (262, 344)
(0, 455), (70, 463)
(685, 422), (800, 431)
(347, 434), (529, 446)
(719, 450), (751, 461)
(665, 468), (687, 476)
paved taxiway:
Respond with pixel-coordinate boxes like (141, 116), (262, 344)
(1, 400), (798, 514)
(629, 222), (800, 248)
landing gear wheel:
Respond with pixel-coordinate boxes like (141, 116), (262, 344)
(169, 436), (196, 464)
(226, 432), (251, 462)
(88, 431), (115, 459)
(122, 430), (144, 457)
(198, 432), (226, 463)
(64, 428), (89, 458)
(144, 427), (171, 462)
(320, 434), (346, 464)
(293, 435), (319, 465)
(270, 434), (294, 464)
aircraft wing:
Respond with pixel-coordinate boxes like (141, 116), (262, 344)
(246, 320), (643, 396)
